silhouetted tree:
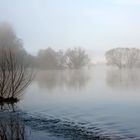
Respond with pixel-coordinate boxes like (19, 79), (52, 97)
(106, 48), (140, 68)
(0, 23), (34, 102)
(0, 47), (33, 103)
(65, 48), (89, 69)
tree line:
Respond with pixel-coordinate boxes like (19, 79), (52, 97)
(106, 48), (140, 69)
(37, 47), (140, 69)
(1, 23), (140, 71)
(37, 47), (89, 69)
(0, 22), (90, 103)
(1, 22), (140, 103)
(0, 23), (90, 70)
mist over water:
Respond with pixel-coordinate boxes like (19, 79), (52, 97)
(15, 65), (140, 139)
(1, 1), (140, 139)
(36, 69), (90, 91)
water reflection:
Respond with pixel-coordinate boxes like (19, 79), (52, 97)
(0, 113), (26, 140)
(106, 68), (140, 89)
(36, 70), (91, 91)
(0, 103), (17, 112)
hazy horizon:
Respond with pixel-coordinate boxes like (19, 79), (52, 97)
(0, 0), (140, 62)
(1, 1), (140, 139)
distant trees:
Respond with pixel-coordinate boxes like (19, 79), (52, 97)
(0, 23), (90, 70)
(37, 47), (89, 70)
(65, 48), (89, 69)
(0, 23), (35, 67)
(0, 23), (27, 57)
(37, 48), (66, 69)
(106, 48), (140, 68)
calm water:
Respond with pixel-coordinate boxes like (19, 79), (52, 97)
(1, 65), (140, 140)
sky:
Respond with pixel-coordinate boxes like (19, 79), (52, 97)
(0, 0), (140, 62)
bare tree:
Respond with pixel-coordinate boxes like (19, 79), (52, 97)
(105, 48), (140, 68)
(125, 48), (140, 68)
(65, 48), (89, 69)
(0, 23), (34, 103)
(0, 47), (33, 102)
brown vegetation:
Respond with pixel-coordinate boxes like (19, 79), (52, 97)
(0, 23), (34, 103)
(0, 47), (33, 103)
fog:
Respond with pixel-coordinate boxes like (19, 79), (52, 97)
(1, 0), (140, 60)
(1, 0), (140, 140)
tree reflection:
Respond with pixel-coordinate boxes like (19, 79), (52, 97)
(36, 69), (91, 91)
(66, 70), (90, 90)
(0, 113), (26, 140)
(0, 102), (16, 112)
(106, 68), (140, 89)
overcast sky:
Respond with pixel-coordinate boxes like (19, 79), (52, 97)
(0, 0), (140, 61)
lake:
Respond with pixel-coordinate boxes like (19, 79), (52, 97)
(1, 65), (140, 140)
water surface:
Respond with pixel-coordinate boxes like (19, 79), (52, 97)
(2, 65), (140, 140)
